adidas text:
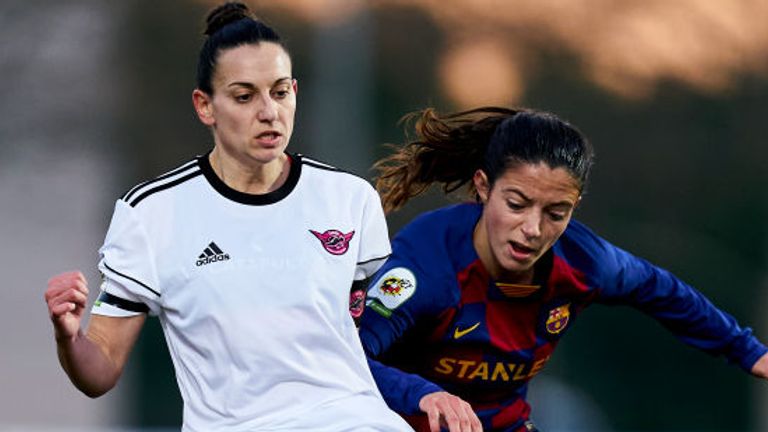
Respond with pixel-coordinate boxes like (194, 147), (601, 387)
(196, 254), (230, 266)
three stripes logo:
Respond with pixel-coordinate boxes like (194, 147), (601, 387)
(196, 242), (230, 267)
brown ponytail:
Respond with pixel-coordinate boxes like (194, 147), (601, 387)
(375, 106), (519, 213)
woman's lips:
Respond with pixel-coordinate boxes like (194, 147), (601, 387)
(255, 131), (282, 146)
(509, 241), (536, 260)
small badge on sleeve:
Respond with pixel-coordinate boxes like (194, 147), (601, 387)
(366, 267), (417, 318)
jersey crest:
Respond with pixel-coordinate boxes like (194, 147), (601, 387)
(545, 303), (571, 334)
(310, 229), (355, 255)
(380, 275), (412, 296)
(349, 289), (366, 319)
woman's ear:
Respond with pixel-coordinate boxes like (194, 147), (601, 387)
(192, 89), (215, 126)
(473, 170), (490, 203)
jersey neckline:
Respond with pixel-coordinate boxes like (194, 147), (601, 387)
(197, 151), (302, 205)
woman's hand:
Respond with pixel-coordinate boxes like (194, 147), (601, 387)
(419, 391), (483, 432)
(751, 352), (768, 379)
(45, 271), (89, 341)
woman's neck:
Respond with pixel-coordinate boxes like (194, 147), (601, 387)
(209, 148), (290, 195)
(472, 216), (535, 285)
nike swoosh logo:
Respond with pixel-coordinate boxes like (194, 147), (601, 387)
(453, 322), (481, 339)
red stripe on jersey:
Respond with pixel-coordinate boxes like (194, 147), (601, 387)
(490, 398), (531, 430)
(546, 255), (592, 299)
(457, 259), (489, 304)
(486, 298), (540, 352)
(429, 307), (457, 342)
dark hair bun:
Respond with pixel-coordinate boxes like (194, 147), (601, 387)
(204, 2), (253, 36)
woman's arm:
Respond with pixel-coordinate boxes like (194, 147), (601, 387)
(46, 271), (146, 397)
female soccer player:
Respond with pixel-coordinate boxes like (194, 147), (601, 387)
(359, 106), (768, 432)
(44, 3), (412, 431)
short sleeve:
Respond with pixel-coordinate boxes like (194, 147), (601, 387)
(354, 184), (391, 281)
(92, 276), (149, 317)
(95, 199), (162, 315)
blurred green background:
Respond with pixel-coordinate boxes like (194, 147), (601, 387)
(2, 0), (766, 431)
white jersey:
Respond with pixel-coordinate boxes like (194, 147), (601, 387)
(92, 153), (412, 432)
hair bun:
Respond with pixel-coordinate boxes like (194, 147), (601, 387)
(204, 2), (253, 36)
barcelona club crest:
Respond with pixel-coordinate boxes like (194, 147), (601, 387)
(545, 303), (571, 335)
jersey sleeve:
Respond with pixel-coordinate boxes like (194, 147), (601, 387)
(564, 221), (768, 372)
(359, 224), (455, 415)
(92, 199), (162, 316)
(367, 357), (443, 415)
(354, 184), (392, 281)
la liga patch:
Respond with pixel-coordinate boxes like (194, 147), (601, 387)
(367, 267), (417, 311)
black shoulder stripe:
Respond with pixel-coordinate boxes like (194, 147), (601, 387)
(301, 156), (373, 183)
(97, 291), (150, 313)
(102, 262), (161, 297)
(128, 170), (203, 207)
(123, 159), (199, 202)
(302, 158), (343, 173)
(357, 254), (391, 266)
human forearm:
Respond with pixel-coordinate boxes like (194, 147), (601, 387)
(56, 329), (122, 398)
(47, 272), (120, 397)
(599, 247), (766, 370)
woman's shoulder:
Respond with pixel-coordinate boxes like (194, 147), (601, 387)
(400, 203), (481, 238)
(296, 153), (376, 191)
(555, 218), (635, 281)
(119, 155), (203, 208)
(391, 203), (480, 266)
(297, 154), (361, 179)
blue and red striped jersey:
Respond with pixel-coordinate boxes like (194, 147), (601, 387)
(359, 203), (766, 432)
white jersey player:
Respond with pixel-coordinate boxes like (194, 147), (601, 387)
(44, 2), (412, 431)
(92, 153), (408, 431)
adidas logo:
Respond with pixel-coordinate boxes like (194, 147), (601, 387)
(196, 242), (230, 266)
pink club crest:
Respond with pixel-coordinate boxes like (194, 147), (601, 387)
(310, 229), (355, 255)
(349, 289), (366, 319)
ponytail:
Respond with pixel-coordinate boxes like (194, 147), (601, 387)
(375, 107), (518, 213)
(375, 106), (593, 214)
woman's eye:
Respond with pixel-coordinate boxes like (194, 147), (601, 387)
(234, 93), (252, 103)
(273, 89), (290, 99)
(548, 211), (567, 222)
(506, 201), (524, 211)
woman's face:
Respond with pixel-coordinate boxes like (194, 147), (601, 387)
(193, 42), (296, 165)
(474, 162), (581, 281)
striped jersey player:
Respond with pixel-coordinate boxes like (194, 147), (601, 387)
(357, 106), (768, 432)
(360, 203), (768, 431)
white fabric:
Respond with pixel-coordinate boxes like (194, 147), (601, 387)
(92, 154), (411, 432)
